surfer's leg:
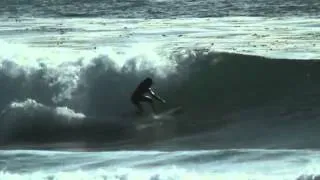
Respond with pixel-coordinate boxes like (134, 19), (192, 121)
(135, 103), (143, 114)
(131, 96), (144, 114)
(141, 95), (156, 113)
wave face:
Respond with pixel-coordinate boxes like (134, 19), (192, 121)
(1, 49), (320, 149)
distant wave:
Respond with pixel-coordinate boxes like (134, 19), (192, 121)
(1, 49), (320, 149)
(1, 0), (319, 18)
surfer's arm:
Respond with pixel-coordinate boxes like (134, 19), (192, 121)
(149, 88), (166, 103)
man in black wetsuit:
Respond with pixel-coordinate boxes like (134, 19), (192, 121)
(131, 77), (166, 114)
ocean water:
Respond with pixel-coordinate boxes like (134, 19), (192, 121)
(0, 0), (320, 179)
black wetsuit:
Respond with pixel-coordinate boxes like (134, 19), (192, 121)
(131, 79), (153, 105)
(131, 78), (164, 113)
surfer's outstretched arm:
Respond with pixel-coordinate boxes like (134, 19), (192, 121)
(149, 88), (166, 103)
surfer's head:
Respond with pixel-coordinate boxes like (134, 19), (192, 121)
(144, 77), (153, 86)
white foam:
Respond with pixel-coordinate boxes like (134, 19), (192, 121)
(0, 167), (303, 180)
(9, 98), (44, 109)
(1, 17), (319, 64)
(0, 149), (320, 179)
(5, 99), (84, 121)
(55, 106), (85, 120)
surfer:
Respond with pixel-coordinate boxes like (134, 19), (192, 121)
(131, 77), (166, 114)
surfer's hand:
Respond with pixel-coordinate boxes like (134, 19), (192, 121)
(161, 99), (166, 104)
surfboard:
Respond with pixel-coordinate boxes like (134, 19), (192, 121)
(152, 106), (183, 120)
(134, 106), (183, 130)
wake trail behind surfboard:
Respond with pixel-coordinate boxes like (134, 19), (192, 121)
(135, 106), (183, 130)
(153, 106), (182, 119)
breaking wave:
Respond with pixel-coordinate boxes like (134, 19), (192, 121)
(1, 47), (320, 149)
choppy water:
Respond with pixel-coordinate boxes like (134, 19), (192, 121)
(1, 0), (319, 18)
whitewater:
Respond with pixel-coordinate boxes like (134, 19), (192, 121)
(0, 0), (320, 179)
